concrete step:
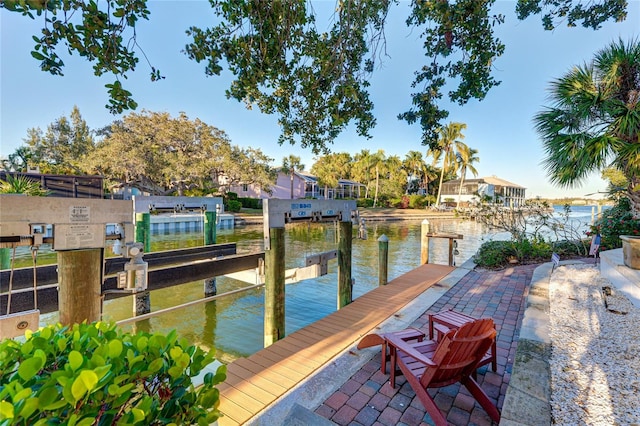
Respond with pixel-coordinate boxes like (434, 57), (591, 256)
(599, 248), (640, 308)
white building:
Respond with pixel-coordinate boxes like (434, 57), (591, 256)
(439, 175), (526, 207)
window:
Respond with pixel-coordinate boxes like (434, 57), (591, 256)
(242, 184), (248, 192)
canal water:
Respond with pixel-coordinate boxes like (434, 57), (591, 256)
(24, 205), (598, 363)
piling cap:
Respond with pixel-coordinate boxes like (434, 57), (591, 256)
(377, 234), (389, 242)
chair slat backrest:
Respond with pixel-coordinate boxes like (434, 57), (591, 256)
(420, 318), (495, 388)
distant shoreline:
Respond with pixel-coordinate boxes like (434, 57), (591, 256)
(234, 208), (458, 225)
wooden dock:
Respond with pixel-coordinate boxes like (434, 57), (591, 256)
(217, 263), (455, 425)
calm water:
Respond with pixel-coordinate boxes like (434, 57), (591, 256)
(16, 205), (601, 362)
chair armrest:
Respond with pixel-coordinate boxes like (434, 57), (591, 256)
(385, 334), (438, 368)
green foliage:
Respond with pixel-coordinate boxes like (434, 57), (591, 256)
(5, 1), (629, 150)
(84, 111), (275, 196)
(226, 192), (238, 201)
(516, 0), (628, 30)
(399, 1), (505, 146)
(3, 0), (156, 114)
(0, 322), (225, 425)
(238, 197), (261, 209)
(356, 198), (374, 208)
(8, 106), (95, 175)
(0, 174), (48, 196)
(226, 200), (242, 213)
(408, 195), (429, 209)
(589, 197), (640, 250)
(474, 240), (517, 268)
(535, 38), (640, 218)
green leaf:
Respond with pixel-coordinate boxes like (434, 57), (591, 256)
(168, 366), (183, 379)
(169, 346), (183, 361)
(135, 336), (148, 351)
(68, 350), (83, 371)
(38, 386), (59, 408)
(131, 408), (145, 423)
(71, 370), (98, 401)
(18, 397), (39, 419)
(31, 50), (45, 61)
(0, 401), (14, 420)
(108, 339), (123, 358)
(13, 387), (32, 402)
(147, 358), (163, 373)
(17, 357), (44, 381)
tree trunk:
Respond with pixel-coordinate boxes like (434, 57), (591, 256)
(456, 168), (466, 209)
(435, 163), (446, 208)
(290, 170), (294, 199)
(373, 165), (379, 208)
(629, 176), (640, 219)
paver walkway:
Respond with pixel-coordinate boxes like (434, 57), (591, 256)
(314, 263), (538, 426)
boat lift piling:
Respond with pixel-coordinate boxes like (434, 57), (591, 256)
(262, 199), (357, 347)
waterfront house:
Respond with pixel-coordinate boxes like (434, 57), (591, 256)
(228, 170), (365, 200)
(439, 175), (526, 207)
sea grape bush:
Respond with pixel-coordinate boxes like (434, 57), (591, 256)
(0, 322), (226, 425)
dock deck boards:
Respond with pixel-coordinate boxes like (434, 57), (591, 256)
(217, 263), (455, 425)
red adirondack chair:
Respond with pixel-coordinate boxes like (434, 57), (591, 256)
(385, 318), (500, 426)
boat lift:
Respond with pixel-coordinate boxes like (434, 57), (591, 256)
(0, 195), (140, 338)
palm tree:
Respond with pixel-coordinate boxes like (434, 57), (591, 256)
(403, 150), (425, 194)
(430, 122), (467, 208)
(281, 155), (304, 199)
(455, 146), (480, 209)
(535, 38), (640, 218)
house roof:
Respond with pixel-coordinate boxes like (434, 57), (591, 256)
(443, 175), (525, 189)
(480, 175), (525, 189)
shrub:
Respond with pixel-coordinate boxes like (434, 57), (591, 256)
(237, 197), (261, 209)
(473, 240), (516, 268)
(226, 192), (238, 200)
(590, 198), (640, 250)
(356, 198), (374, 208)
(0, 322), (225, 425)
(226, 200), (242, 212)
(408, 195), (428, 209)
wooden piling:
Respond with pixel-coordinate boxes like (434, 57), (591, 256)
(421, 219), (430, 264)
(338, 220), (353, 308)
(0, 248), (9, 270)
(264, 227), (285, 347)
(135, 212), (151, 253)
(204, 211), (217, 245)
(57, 248), (103, 325)
(378, 234), (389, 286)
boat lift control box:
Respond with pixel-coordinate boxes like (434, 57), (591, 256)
(0, 196), (134, 250)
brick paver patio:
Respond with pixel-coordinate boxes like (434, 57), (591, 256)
(315, 264), (539, 426)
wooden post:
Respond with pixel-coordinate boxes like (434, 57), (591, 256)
(421, 219), (430, 264)
(135, 212), (151, 253)
(204, 211), (217, 245)
(448, 238), (454, 266)
(338, 220), (353, 309)
(0, 248), (9, 270)
(264, 227), (285, 347)
(378, 234), (389, 286)
(57, 248), (103, 325)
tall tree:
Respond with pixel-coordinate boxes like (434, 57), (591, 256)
(402, 151), (425, 194)
(18, 106), (94, 174)
(86, 110), (274, 196)
(455, 146), (480, 209)
(534, 38), (640, 218)
(352, 149), (375, 199)
(281, 155), (305, 199)
(310, 152), (352, 199)
(430, 122), (467, 207)
(5, 1), (628, 152)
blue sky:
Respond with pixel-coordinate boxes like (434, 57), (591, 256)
(1, 1), (638, 199)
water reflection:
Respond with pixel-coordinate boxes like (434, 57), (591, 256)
(92, 219), (502, 363)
